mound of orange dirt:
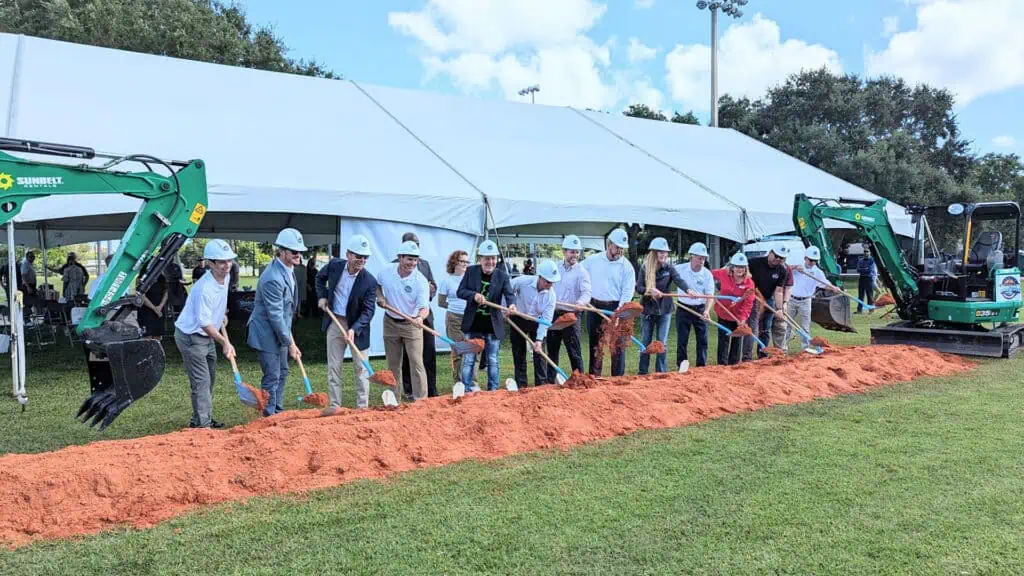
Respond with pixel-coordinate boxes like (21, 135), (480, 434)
(875, 293), (896, 307)
(0, 345), (972, 548)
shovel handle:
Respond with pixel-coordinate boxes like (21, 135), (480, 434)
(378, 301), (446, 338)
(325, 308), (376, 376)
(559, 302), (648, 353)
(794, 268), (874, 310)
(505, 316), (569, 381)
(481, 300), (552, 326)
(220, 325), (243, 383)
(752, 291), (814, 343)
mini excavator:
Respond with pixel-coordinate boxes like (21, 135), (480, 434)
(0, 138), (208, 430)
(793, 193), (1024, 358)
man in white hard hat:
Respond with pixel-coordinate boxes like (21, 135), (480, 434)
(744, 242), (792, 360)
(174, 239), (237, 429)
(396, 232), (439, 399)
(377, 240), (431, 401)
(546, 234), (591, 381)
(674, 242), (715, 368)
(316, 234), (378, 411)
(581, 228), (635, 376)
(509, 259), (560, 387)
(457, 239), (516, 391)
(788, 245), (841, 351)
(248, 227), (306, 416)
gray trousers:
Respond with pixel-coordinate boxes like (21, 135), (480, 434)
(174, 328), (217, 427)
(788, 297), (813, 349)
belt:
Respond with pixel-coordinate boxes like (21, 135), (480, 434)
(385, 314), (407, 323)
(591, 299), (617, 308)
(792, 295), (811, 301)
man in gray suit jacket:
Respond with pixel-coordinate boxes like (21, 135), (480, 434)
(247, 228), (307, 416)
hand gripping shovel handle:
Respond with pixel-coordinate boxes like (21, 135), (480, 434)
(707, 298), (768, 351)
(560, 301), (648, 353)
(505, 317), (569, 383)
(674, 300), (735, 338)
(751, 290), (819, 352)
(480, 300), (552, 326)
(794, 267), (874, 310)
(325, 308), (376, 377)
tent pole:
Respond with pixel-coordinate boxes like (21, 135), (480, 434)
(39, 226), (48, 300)
(8, 222), (25, 400)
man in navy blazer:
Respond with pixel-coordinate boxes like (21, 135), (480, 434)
(457, 239), (516, 392)
(316, 234), (378, 412)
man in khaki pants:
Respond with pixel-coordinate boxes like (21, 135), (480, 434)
(377, 240), (431, 401)
(316, 235), (378, 413)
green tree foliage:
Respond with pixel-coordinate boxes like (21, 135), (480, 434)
(0, 0), (340, 79)
(623, 104), (702, 125)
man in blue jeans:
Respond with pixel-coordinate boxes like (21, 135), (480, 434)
(247, 228), (306, 416)
(457, 239), (516, 391)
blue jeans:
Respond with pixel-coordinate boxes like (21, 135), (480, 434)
(258, 347), (289, 416)
(638, 313), (672, 374)
(461, 333), (501, 390)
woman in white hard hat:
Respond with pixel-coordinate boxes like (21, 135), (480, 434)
(248, 227), (306, 416)
(788, 245), (841, 351)
(674, 242), (715, 369)
(636, 237), (693, 374)
(711, 253), (755, 365)
(173, 239), (237, 429)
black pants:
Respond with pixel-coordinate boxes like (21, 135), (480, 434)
(403, 314), (438, 397)
(587, 300), (625, 376)
(510, 317), (547, 387)
(717, 319), (743, 365)
(675, 303), (708, 367)
(857, 276), (874, 312)
(546, 310), (583, 382)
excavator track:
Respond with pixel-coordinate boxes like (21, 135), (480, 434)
(870, 321), (1024, 358)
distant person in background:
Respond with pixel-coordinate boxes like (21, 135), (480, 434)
(136, 269), (168, 340)
(229, 260), (240, 292)
(856, 252), (876, 313)
(438, 249), (470, 385)
(165, 255), (187, 314)
(19, 251), (37, 321)
(49, 253), (89, 302)
(523, 258), (535, 276)
(305, 249), (320, 318)
(294, 255), (307, 319)
(192, 260), (208, 284)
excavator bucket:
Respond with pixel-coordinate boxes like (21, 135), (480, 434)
(77, 322), (165, 431)
(811, 293), (856, 333)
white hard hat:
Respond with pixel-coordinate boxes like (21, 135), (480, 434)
(562, 235), (582, 250)
(346, 234), (372, 257)
(537, 259), (561, 283)
(477, 240), (499, 257)
(396, 240), (420, 257)
(688, 242), (709, 258)
(274, 228), (307, 252)
(770, 242), (790, 258)
(805, 246), (821, 261)
(608, 228), (629, 249)
(648, 237), (670, 252)
(729, 252), (749, 267)
(203, 239), (237, 261)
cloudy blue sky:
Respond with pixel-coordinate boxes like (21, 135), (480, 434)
(237, 0), (1023, 155)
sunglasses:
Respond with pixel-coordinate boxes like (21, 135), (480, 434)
(351, 254), (368, 260)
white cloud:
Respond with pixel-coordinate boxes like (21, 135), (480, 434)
(627, 37), (658, 63)
(391, 0), (663, 111)
(664, 14), (842, 111)
(625, 79), (664, 110)
(882, 16), (900, 37)
(993, 135), (1016, 148)
(635, 0), (655, 8)
(865, 0), (1024, 105)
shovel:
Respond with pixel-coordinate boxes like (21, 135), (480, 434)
(294, 353), (329, 407)
(505, 318), (569, 385)
(378, 301), (484, 355)
(219, 325), (267, 411)
(559, 301), (651, 354)
(324, 308), (397, 389)
(794, 267), (875, 311)
(479, 300), (554, 326)
(751, 291), (821, 355)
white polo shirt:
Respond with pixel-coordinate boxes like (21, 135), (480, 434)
(675, 262), (715, 306)
(581, 251), (636, 307)
(174, 271), (229, 335)
(378, 262), (430, 319)
(792, 265), (827, 298)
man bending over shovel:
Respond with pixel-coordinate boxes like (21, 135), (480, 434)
(581, 228), (636, 376)
(508, 259), (560, 388)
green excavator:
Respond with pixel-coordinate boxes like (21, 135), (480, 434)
(793, 193), (1024, 358)
(0, 138), (208, 430)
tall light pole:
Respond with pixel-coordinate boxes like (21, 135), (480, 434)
(518, 84), (540, 104)
(696, 0), (746, 127)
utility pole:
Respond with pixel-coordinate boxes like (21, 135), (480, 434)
(518, 85), (540, 104)
(695, 1), (747, 127)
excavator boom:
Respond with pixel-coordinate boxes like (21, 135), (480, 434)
(0, 138), (208, 430)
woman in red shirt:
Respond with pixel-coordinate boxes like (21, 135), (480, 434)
(711, 253), (755, 365)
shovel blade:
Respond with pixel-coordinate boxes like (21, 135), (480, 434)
(450, 340), (483, 355)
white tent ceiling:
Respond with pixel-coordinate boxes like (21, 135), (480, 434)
(1, 32), (912, 250)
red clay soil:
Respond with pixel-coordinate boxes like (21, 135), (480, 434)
(241, 383), (269, 414)
(370, 370), (397, 388)
(550, 313), (578, 330)
(599, 317), (635, 354)
(810, 336), (832, 348)
(301, 393), (329, 408)
(643, 340), (666, 355)
(875, 293), (896, 307)
(0, 345), (972, 548)
(463, 338), (486, 354)
(730, 324), (754, 337)
(612, 302), (644, 320)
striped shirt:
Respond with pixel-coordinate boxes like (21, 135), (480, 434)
(554, 260), (591, 311)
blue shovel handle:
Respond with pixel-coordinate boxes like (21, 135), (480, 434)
(630, 335), (647, 353)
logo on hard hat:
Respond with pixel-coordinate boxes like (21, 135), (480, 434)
(0, 173), (13, 190)
(361, 241), (368, 248)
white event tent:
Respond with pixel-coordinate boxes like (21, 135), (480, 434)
(0, 32), (913, 367)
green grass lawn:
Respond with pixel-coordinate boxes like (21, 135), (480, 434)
(2, 304), (1023, 574)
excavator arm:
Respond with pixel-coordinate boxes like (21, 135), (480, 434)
(0, 138), (208, 430)
(793, 194), (920, 321)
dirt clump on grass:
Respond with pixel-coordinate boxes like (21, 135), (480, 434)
(301, 393), (329, 407)
(810, 336), (832, 348)
(370, 370), (397, 388)
(0, 345), (973, 548)
(875, 293), (896, 307)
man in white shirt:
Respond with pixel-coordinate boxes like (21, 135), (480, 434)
(174, 239), (236, 429)
(509, 259), (560, 388)
(377, 240), (431, 401)
(674, 242), (715, 369)
(581, 228), (636, 376)
(546, 235), (591, 381)
(788, 246), (841, 351)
